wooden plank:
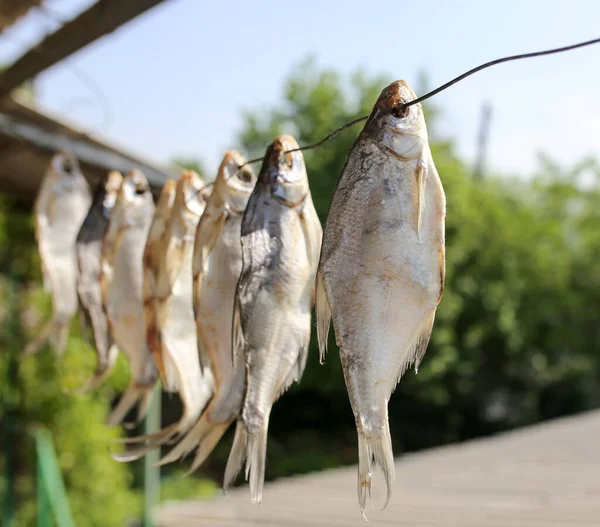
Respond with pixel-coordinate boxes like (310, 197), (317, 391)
(0, 0), (170, 98)
(155, 410), (600, 527)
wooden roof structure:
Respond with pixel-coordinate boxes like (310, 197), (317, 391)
(0, 0), (43, 35)
(0, 0), (174, 198)
(156, 410), (600, 526)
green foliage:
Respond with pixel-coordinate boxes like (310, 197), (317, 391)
(0, 197), (141, 527)
(233, 58), (600, 476)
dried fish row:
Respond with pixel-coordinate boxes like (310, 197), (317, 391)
(114, 170), (214, 460)
(156, 151), (256, 472)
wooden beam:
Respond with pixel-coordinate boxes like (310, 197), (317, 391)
(0, 112), (170, 189)
(0, 0), (170, 98)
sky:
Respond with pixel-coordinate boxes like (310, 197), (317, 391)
(1, 0), (599, 178)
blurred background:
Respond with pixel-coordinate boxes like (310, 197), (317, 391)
(1, 1), (599, 526)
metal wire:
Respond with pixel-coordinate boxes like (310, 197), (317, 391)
(237, 35), (600, 170)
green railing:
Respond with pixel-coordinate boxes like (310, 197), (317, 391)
(33, 427), (75, 527)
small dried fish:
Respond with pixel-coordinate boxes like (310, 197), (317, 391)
(223, 136), (322, 504)
(112, 171), (214, 460)
(315, 80), (446, 517)
(102, 169), (157, 426)
(75, 170), (123, 392)
(142, 178), (177, 379)
(157, 150), (256, 471)
(24, 152), (91, 357)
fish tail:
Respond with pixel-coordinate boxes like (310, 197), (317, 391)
(245, 417), (270, 504)
(107, 383), (144, 426)
(315, 270), (332, 364)
(157, 413), (228, 467)
(109, 422), (180, 462)
(22, 317), (68, 358)
(357, 415), (395, 519)
(223, 420), (248, 495)
(183, 421), (230, 476)
(133, 385), (156, 425)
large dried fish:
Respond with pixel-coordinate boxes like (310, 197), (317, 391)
(113, 171), (214, 460)
(75, 170), (123, 392)
(223, 136), (322, 504)
(102, 169), (157, 426)
(315, 80), (446, 516)
(157, 151), (256, 470)
(24, 152), (91, 357)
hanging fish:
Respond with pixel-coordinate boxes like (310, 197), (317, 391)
(102, 169), (157, 426)
(315, 80), (446, 517)
(157, 150), (256, 471)
(223, 136), (322, 504)
(75, 170), (123, 392)
(24, 152), (92, 357)
(112, 171), (214, 461)
(142, 178), (177, 380)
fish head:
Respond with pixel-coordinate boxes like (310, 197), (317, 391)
(102, 171), (123, 211)
(177, 169), (211, 217)
(258, 135), (308, 206)
(215, 150), (256, 213)
(118, 169), (154, 223)
(48, 151), (85, 190)
(155, 178), (177, 218)
(364, 80), (427, 158)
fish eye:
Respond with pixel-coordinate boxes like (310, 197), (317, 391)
(237, 169), (252, 183)
(391, 103), (409, 119)
(62, 160), (74, 174)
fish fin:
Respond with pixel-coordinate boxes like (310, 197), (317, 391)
(223, 420), (248, 495)
(231, 292), (244, 368)
(438, 244), (446, 305)
(415, 159), (427, 241)
(315, 270), (332, 364)
(357, 417), (395, 519)
(192, 205), (227, 371)
(276, 334), (310, 401)
(107, 383), (142, 426)
(157, 413), (229, 467)
(297, 193), (323, 295)
(412, 308), (437, 375)
(183, 422), (230, 476)
(245, 416), (270, 504)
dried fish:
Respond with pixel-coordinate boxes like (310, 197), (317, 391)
(24, 152), (91, 357)
(143, 178), (177, 380)
(223, 136), (322, 504)
(102, 169), (157, 426)
(75, 170), (122, 392)
(315, 81), (446, 516)
(157, 151), (256, 471)
(112, 171), (214, 460)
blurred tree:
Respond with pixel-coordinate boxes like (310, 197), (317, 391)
(0, 196), (141, 526)
(171, 157), (208, 181)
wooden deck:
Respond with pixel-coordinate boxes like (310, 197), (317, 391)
(156, 410), (600, 526)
